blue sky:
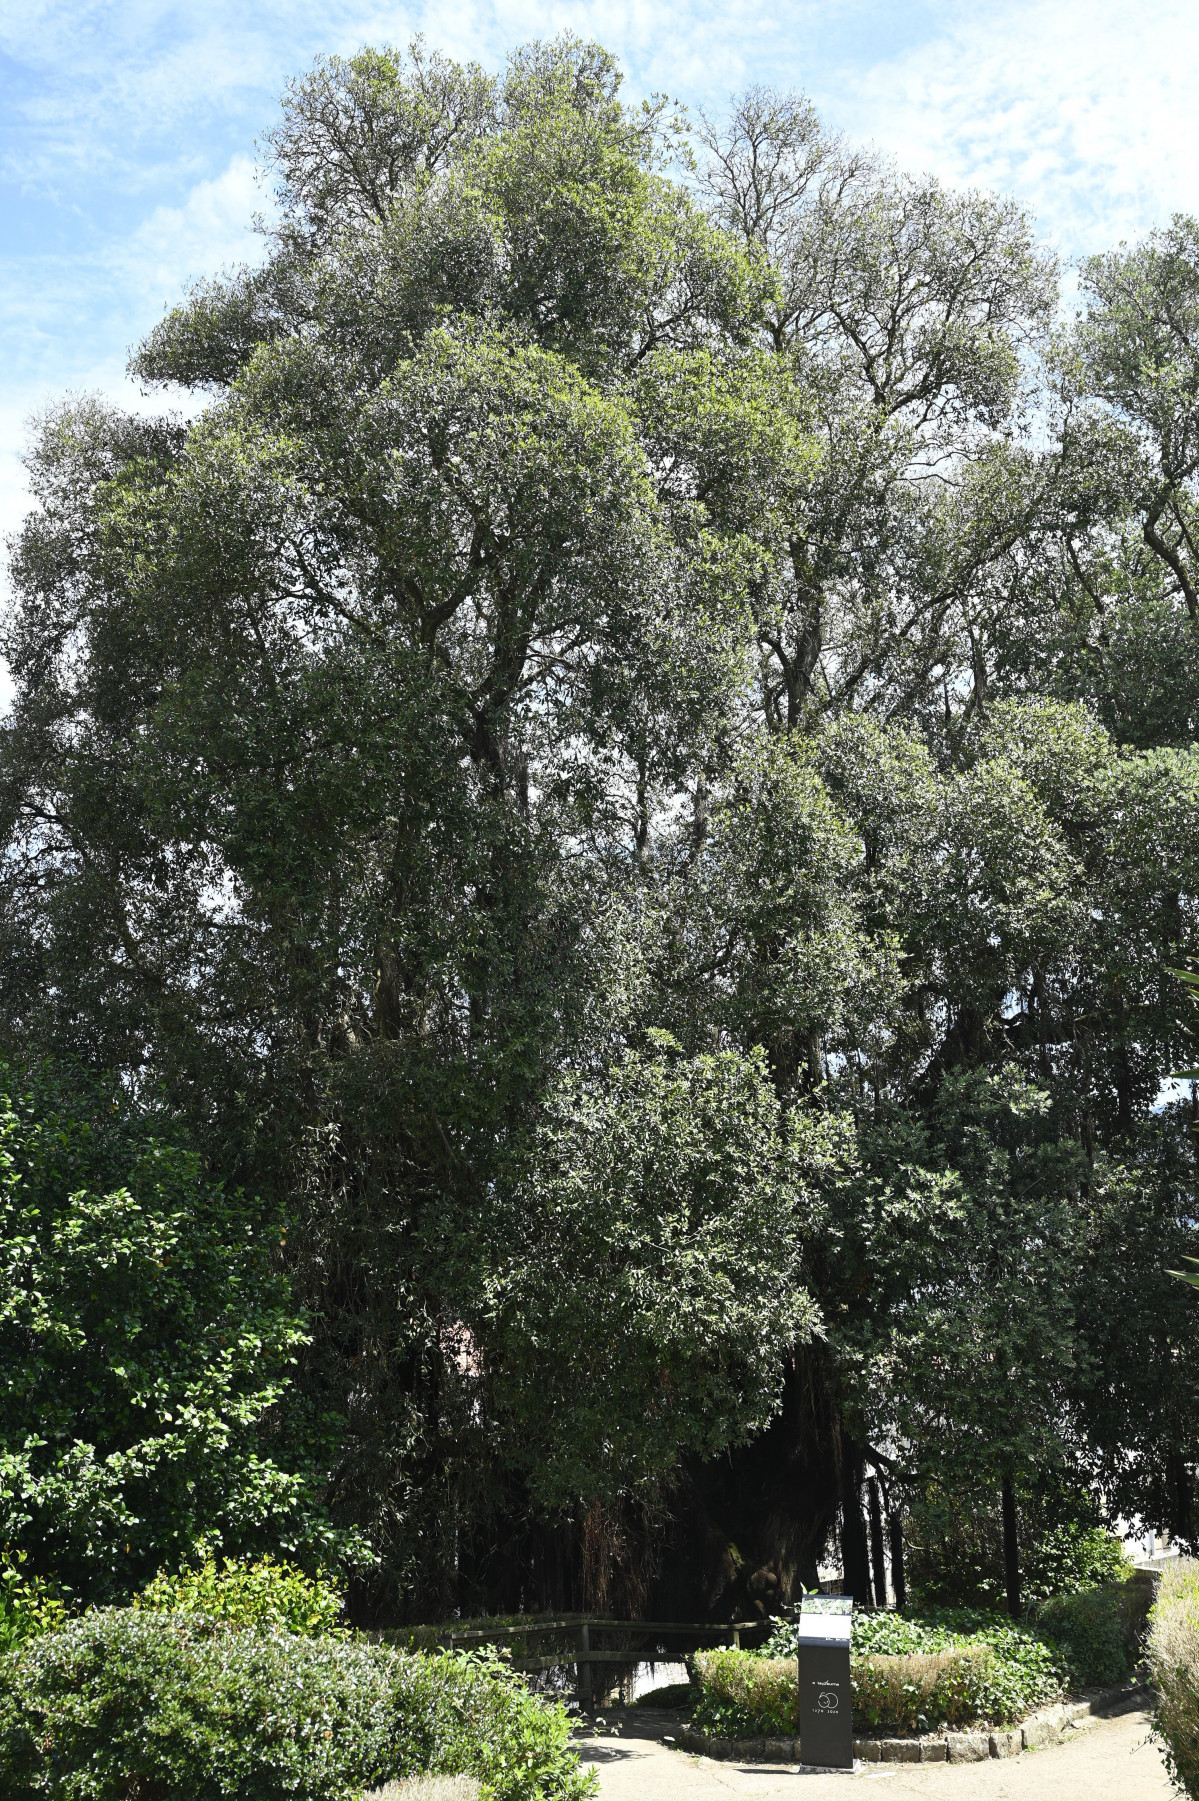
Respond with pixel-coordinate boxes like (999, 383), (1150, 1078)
(1, 0), (1197, 555)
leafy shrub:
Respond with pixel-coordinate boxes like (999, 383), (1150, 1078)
(848, 1612), (943, 1656)
(1024, 1524), (1131, 1602)
(0, 1561), (67, 1657)
(1033, 1584), (1129, 1686)
(905, 1493), (1130, 1609)
(742, 1607), (1068, 1736)
(851, 1648), (995, 1733)
(1149, 1558), (1199, 1798)
(633, 1682), (695, 1709)
(0, 1608), (596, 1801)
(1121, 1568), (1158, 1656)
(692, 1651), (797, 1735)
(771, 1604), (1064, 1706)
(135, 1555), (345, 1635)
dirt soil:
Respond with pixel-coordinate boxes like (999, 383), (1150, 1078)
(575, 1705), (1171, 1799)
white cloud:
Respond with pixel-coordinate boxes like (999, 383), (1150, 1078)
(840, 0), (1199, 256)
(120, 154), (267, 297)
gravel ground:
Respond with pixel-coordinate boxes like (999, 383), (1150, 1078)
(575, 1706), (1171, 1800)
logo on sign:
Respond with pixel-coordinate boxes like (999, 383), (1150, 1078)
(814, 1682), (841, 1713)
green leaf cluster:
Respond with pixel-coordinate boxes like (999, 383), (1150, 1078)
(134, 1555), (346, 1636)
(0, 1065), (329, 1598)
(6, 30), (1199, 1615)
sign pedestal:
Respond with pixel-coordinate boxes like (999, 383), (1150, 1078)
(796, 1594), (854, 1770)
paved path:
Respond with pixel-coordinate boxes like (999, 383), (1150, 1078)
(576, 1707), (1172, 1800)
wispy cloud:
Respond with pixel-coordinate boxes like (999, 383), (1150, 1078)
(841, 0), (1199, 254)
(121, 154), (266, 300)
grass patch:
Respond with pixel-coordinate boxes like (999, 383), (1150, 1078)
(368, 1783), (482, 1801)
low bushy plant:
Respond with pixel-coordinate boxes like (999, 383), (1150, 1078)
(736, 1605), (1068, 1737)
(692, 1637), (1059, 1738)
(1033, 1584), (1130, 1686)
(0, 1608), (596, 1801)
(769, 1602), (1065, 1712)
(691, 1651), (797, 1736)
(633, 1681), (695, 1709)
(851, 1648), (995, 1734)
(1024, 1524), (1131, 1602)
(135, 1554), (345, 1635)
(1149, 1558), (1199, 1798)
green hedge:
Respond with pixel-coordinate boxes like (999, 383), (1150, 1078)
(765, 1584), (1145, 1706)
(1033, 1573), (1152, 1688)
(0, 1609), (596, 1801)
(691, 1652), (798, 1735)
(1149, 1559), (1199, 1798)
(768, 1605), (1064, 1722)
(692, 1644), (1035, 1737)
(851, 1648), (996, 1734)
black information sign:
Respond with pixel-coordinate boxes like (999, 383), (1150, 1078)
(796, 1594), (853, 1770)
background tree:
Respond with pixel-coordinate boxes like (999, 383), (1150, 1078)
(0, 1064), (326, 1601)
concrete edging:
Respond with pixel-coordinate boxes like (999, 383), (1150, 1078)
(674, 1682), (1153, 1767)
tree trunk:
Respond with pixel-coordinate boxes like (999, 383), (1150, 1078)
(868, 1477), (888, 1607)
(1001, 1472), (1021, 1618)
(888, 1510), (906, 1610)
(647, 1345), (844, 1619)
(839, 1441), (872, 1604)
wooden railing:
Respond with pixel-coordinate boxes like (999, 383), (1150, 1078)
(394, 1614), (766, 1707)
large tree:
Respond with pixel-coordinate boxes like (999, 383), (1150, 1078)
(0, 39), (853, 1616)
(4, 35), (1199, 1620)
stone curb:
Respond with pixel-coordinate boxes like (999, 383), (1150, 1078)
(674, 1681), (1153, 1767)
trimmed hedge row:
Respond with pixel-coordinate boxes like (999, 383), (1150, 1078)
(0, 1608), (596, 1801)
(692, 1646), (1007, 1738)
(1150, 1559), (1199, 1798)
(851, 1647), (998, 1734)
(694, 1576), (1156, 1740)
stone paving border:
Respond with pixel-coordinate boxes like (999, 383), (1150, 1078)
(674, 1680), (1153, 1767)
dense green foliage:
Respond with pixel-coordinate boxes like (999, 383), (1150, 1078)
(1150, 1559), (1199, 1798)
(0, 1562), (67, 1657)
(691, 1650), (799, 1736)
(0, 1066), (331, 1599)
(4, 29), (1199, 1620)
(906, 1515), (1131, 1611)
(1033, 1581), (1145, 1688)
(703, 1583), (1148, 1738)
(850, 1649), (1003, 1735)
(0, 1610), (594, 1801)
(752, 1585), (1145, 1721)
(135, 1555), (346, 1636)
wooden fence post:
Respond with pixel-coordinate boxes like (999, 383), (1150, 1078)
(576, 1621), (592, 1709)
